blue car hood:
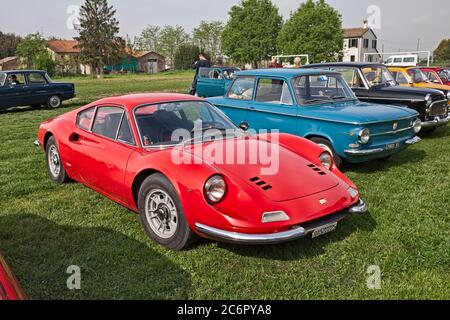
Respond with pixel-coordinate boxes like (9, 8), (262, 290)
(299, 101), (418, 124)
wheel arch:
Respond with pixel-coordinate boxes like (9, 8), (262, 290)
(43, 131), (54, 149)
(131, 168), (165, 208)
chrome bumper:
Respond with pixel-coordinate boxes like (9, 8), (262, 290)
(344, 136), (421, 156)
(421, 116), (450, 129)
(34, 140), (41, 147)
(195, 199), (368, 245)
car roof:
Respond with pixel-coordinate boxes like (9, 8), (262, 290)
(236, 68), (340, 78)
(1, 70), (47, 74)
(90, 93), (205, 111)
(305, 62), (384, 69)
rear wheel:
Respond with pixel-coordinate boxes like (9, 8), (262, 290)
(47, 95), (62, 109)
(45, 136), (69, 184)
(310, 137), (343, 168)
(138, 173), (198, 251)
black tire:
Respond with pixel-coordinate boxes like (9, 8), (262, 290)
(47, 95), (62, 109)
(138, 173), (198, 251)
(310, 137), (343, 168)
(45, 136), (70, 184)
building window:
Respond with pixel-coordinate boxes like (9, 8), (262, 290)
(363, 39), (369, 48)
(372, 40), (377, 49)
(350, 55), (356, 62)
(368, 56), (373, 62)
(349, 38), (358, 48)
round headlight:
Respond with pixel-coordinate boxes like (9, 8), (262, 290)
(446, 92), (450, 100)
(319, 152), (333, 170)
(413, 119), (422, 134)
(358, 128), (371, 144)
(204, 175), (227, 204)
(425, 94), (432, 106)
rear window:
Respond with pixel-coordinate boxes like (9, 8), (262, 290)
(77, 107), (96, 131)
(27, 73), (47, 85)
(92, 107), (124, 140)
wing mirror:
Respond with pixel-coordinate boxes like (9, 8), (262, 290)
(239, 121), (250, 131)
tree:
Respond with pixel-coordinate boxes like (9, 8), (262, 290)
(15, 33), (56, 75)
(135, 25), (162, 52)
(193, 21), (225, 64)
(221, 0), (283, 68)
(159, 25), (189, 70)
(174, 44), (201, 70)
(0, 31), (22, 59)
(434, 39), (450, 62)
(76, 0), (125, 76)
(277, 0), (342, 63)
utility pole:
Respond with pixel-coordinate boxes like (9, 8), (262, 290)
(416, 38), (420, 53)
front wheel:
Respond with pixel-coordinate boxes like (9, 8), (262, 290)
(138, 173), (198, 251)
(47, 95), (62, 109)
(45, 136), (70, 184)
(310, 137), (343, 168)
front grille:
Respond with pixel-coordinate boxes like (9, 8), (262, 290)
(429, 100), (448, 117)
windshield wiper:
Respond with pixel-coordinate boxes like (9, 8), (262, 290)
(304, 98), (332, 104)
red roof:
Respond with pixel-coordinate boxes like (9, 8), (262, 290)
(46, 40), (80, 53)
(343, 28), (370, 38)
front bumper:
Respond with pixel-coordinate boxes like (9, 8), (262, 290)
(344, 136), (421, 156)
(34, 140), (41, 147)
(195, 199), (368, 245)
(421, 116), (450, 129)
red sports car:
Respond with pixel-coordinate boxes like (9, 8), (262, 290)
(0, 253), (27, 300)
(36, 93), (367, 250)
(419, 67), (450, 86)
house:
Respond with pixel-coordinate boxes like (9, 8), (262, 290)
(46, 40), (92, 75)
(0, 56), (20, 71)
(105, 51), (166, 74)
(342, 22), (381, 63)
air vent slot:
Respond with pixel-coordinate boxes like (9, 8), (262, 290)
(249, 177), (273, 191)
(262, 185), (273, 191)
(250, 177), (260, 182)
(307, 164), (327, 176)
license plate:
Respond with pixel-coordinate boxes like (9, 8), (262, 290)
(386, 143), (399, 150)
(312, 222), (338, 239)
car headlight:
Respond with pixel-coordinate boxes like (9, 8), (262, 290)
(446, 92), (450, 100)
(319, 152), (333, 170)
(413, 119), (422, 134)
(204, 175), (227, 204)
(425, 94), (432, 106)
(347, 187), (359, 198)
(358, 128), (371, 144)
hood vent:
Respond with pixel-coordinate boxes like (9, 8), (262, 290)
(249, 177), (273, 191)
(307, 164), (327, 176)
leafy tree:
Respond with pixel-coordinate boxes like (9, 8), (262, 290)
(221, 0), (283, 68)
(434, 39), (450, 62)
(159, 25), (190, 70)
(0, 31), (22, 59)
(76, 0), (125, 76)
(277, 0), (342, 63)
(135, 25), (162, 52)
(193, 21), (224, 64)
(15, 33), (56, 75)
(174, 44), (202, 70)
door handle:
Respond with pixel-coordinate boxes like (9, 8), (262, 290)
(69, 133), (80, 143)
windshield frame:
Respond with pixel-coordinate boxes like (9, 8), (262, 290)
(132, 100), (241, 149)
(0, 72), (6, 86)
(360, 65), (397, 88)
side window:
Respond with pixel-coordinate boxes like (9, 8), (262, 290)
(6, 74), (25, 86)
(117, 115), (135, 145)
(332, 68), (365, 88)
(427, 72), (440, 83)
(92, 107), (124, 140)
(227, 77), (255, 100)
(395, 72), (409, 85)
(27, 73), (47, 85)
(199, 68), (211, 78)
(77, 107), (96, 131)
(256, 78), (293, 105)
(0, 73), (6, 86)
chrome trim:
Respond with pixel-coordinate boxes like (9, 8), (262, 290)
(348, 199), (368, 214)
(33, 140), (41, 147)
(344, 148), (384, 156)
(405, 136), (422, 145)
(422, 116), (450, 128)
(370, 126), (413, 136)
(357, 96), (424, 103)
(428, 99), (448, 117)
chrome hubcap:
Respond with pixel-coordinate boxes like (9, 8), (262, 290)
(48, 145), (61, 177)
(145, 189), (178, 239)
(49, 96), (60, 108)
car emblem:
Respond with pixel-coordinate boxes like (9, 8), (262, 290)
(393, 122), (398, 130)
(319, 199), (328, 205)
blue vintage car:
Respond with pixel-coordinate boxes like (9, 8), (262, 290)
(196, 67), (240, 98)
(207, 68), (422, 166)
(0, 70), (75, 111)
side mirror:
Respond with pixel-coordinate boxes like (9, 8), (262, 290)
(239, 121), (250, 131)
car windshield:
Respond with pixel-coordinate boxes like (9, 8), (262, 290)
(438, 70), (449, 81)
(223, 68), (239, 80)
(361, 66), (396, 87)
(292, 74), (356, 105)
(408, 68), (429, 83)
(0, 73), (5, 86)
(134, 101), (240, 147)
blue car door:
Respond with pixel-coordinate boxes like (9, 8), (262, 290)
(245, 77), (298, 134)
(197, 68), (226, 97)
(0, 73), (30, 108)
(25, 72), (51, 105)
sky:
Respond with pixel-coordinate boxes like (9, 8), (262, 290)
(0, 0), (448, 54)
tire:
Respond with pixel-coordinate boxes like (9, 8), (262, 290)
(310, 137), (343, 168)
(138, 173), (198, 251)
(45, 136), (70, 184)
(47, 95), (62, 109)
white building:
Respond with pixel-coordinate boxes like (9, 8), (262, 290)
(342, 23), (381, 63)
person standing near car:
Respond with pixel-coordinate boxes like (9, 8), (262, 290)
(190, 53), (211, 95)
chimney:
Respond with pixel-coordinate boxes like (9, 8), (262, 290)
(363, 19), (369, 29)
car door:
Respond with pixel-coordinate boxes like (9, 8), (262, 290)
(68, 105), (136, 203)
(245, 77), (298, 134)
(25, 72), (51, 105)
(197, 68), (226, 97)
(0, 73), (30, 108)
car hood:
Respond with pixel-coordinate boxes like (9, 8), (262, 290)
(299, 101), (418, 124)
(416, 82), (450, 93)
(184, 136), (340, 202)
(375, 84), (445, 97)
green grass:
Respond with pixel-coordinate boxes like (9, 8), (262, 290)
(0, 72), (449, 300)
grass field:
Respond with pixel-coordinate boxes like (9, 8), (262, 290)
(0, 72), (449, 300)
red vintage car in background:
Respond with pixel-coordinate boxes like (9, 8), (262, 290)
(0, 253), (27, 300)
(419, 67), (450, 86)
(36, 93), (367, 250)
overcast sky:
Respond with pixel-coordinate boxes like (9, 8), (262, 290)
(0, 0), (448, 54)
